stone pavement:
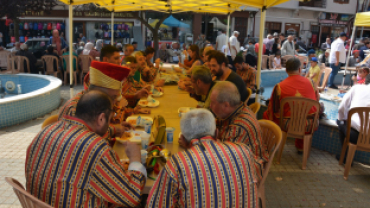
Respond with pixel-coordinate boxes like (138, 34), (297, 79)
(0, 85), (370, 208)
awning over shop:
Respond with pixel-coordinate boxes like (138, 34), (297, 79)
(163, 15), (190, 28)
(354, 12), (370, 27)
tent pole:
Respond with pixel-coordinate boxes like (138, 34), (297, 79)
(256, 7), (266, 103)
(69, 4), (74, 98)
(341, 25), (356, 89)
(226, 13), (230, 57)
(111, 11), (114, 46)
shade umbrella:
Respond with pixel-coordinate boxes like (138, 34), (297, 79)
(59, 0), (291, 101)
(163, 15), (190, 28)
(210, 17), (227, 30)
(342, 11), (370, 89)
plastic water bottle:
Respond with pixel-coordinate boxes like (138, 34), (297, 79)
(17, 84), (22, 95)
(324, 86), (328, 94)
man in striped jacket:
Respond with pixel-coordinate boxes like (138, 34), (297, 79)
(26, 91), (147, 208)
(147, 109), (258, 208)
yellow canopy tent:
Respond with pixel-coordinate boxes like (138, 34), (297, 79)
(59, 0), (291, 100)
(342, 12), (370, 88)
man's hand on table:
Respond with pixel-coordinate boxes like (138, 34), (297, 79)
(135, 88), (149, 99)
(124, 141), (141, 163)
(155, 79), (165, 87)
(134, 106), (151, 114)
(114, 122), (135, 137)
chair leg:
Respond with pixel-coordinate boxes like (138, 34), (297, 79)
(259, 185), (266, 208)
(339, 141), (349, 165)
(344, 144), (356, 180)
(276, 132), (287, 164)
(302, 135), (312, 170)
(64, 72), (67, 85)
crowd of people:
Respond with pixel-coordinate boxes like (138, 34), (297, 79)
(4, 26), (369, 207)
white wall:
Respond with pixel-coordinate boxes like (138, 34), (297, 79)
(254, 8), (317, 43)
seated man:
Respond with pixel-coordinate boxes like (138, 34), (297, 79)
(209, 81), (269, 180)
(16, 44), (38, 73)
(337, 74), (370, 162)
(208, 51), (248, 102)
(186, 65), (218, 109)
(319, 49), (330, 67)
(26, 91), (146, 207)
(59, 60), (131, 139)
(234, 56), (257, 104)
(348, 50), (362, 67)
(144, 46), (160, 68)
(147, 109), (258, 208)
(263, 58), (318, 152)
(132, 51), (164, 89)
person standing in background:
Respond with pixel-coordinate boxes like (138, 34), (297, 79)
(215, 29), (227, 52)
(264, 34), (274, 55)
(328, 32), (347, 89)
(321, 38), (331, 51)
(229, 31), (240, 60)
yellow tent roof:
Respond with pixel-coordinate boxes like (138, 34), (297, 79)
(59, 0), (291, 14)
(354, 12), (370, 27)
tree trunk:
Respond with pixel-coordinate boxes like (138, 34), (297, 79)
(14, 18), (19, 42)
(152, 32), (159, 58)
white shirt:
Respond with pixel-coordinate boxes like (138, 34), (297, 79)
(221, 45), (231, 56)
(338, 84), (370, 131)
(216, 33), (227, 51)
(229, 35), (240, 57)
(329, 38), (346, 64)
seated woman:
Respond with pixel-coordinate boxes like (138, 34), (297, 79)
(352, 67), (369, 85)
(178, 45), (201, 75)
(132, 51), (164, 90)
(82, 42), (100, 59)
(158, 43), (169, 63)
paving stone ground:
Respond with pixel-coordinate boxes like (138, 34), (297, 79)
(1, 85), (370, 208)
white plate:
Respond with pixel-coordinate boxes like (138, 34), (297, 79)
(178, 107), (195, 117)
(138, 99), (160, 108)
(115, 131), (144, 144)
(151, 91), (164, 97)
(126, 116), (153, 127)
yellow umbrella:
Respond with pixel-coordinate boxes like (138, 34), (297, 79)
(59, 0), (291, 101)
(149, 19), (169, 29)
(342, 12), (370, 88)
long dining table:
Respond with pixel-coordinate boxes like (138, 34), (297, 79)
(113, 84), (197, 194)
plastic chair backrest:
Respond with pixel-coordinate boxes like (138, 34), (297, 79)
(279, 97), (320, 137)
(13, 56), (30, 73)
(42, 55), (58, 75)
(318, 66), (332, 90)
(282, 55), (293, 67)
(347, 107), (370, 150)
(268, 55), (275, 69)
(261, 55), (268, 69)
(0, 50), (10, 68)
(298, 56), (307, 70)
(257, 120), (282, 188)
(249, 102), (261, 114)
(5, 177), (53, 208)
(7, 53), (14, 71)
(41, 115), (58, 129)
(78, 55), (93, 73)
(62, 55), (77, 73)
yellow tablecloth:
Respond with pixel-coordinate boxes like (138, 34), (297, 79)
(113, 85), (197, 194)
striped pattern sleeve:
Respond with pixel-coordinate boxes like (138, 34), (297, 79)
(88, 150), (146, 207)
(146, 165), (179, 208)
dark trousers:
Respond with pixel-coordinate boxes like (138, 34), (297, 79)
(328, 63), (340, 87)
(337, 120), (359, 145)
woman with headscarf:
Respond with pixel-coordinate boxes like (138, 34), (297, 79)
(83, 42), (100, 59)
(95, 39), (103, 53)
(48, 29), (67, 56)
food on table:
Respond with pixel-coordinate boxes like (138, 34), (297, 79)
(119, 132), (132, 140)
(140, 100), (148, 105)
(128, 120), (136, 125)
(127, 117), (152, 126)
(135, 133), (141, 136)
